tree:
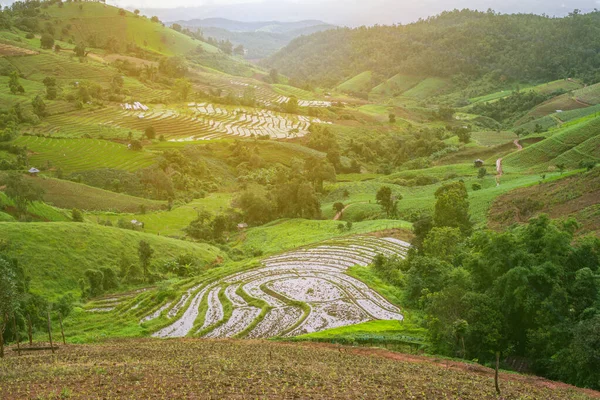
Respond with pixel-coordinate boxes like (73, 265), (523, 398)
(333, 202), (345, 214)
(32, 95), (47, 117)
(422, 227), (463, 263)
(118, 8), (126, 16)
(556, 163), (566, 175)
(73, 43), (86, 57)
(145, 126), (156, 140)
(40, 33), (54, 49)
(376, 186), (400, 217)
(71, 208), (83, 222)
(477, 167), (487, 179)
(173, 78), (192, 101)
(3, 174), (44, 216)
(0, 257), (17, 358)
(138, 240), (154, 282)
(285, 96), (299, 114)
(43, 77), (57, 100)
(171, 23), (182, 32)
(8, 71), (24, 95)
(129, 139), (143, 151)
(84, 269), (104, 297)
(456, 129), (471, 144)
(433, 181), (472, 235)
(151, 16), (160, 23)
(134, 9), (140, 17)
(234, 44), (245, 56)
(269, 68), (279, 84)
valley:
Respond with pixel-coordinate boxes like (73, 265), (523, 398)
(0, 1), (599, 398)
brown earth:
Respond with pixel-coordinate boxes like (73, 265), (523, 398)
(488, 168), (600, 236)
(0, 43), (38, 57)
(1, 339), (597, 399)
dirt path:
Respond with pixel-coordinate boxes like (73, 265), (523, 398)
(495, 139), (523, 186)
(300, 342), (600, 398)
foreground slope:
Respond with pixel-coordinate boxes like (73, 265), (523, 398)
(1, 339), (597, 399)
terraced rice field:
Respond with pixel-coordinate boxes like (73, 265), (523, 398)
(14, 136), (155, 172)
(136, 236), (408, 339)
(25, 102), (332, 140)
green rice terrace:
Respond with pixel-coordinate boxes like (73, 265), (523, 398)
(0, 1), (600, 398)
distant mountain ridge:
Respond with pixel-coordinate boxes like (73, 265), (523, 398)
(171, 18), (335, 34)
(172, 18), (336, 59)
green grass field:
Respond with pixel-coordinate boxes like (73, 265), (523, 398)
(14, 136), (155, 172)
(370, 73), (423, 99)
(0, 222), (224, 300)
(573, 82), (600, 105)
(22, 175), (166, 213)
(45, 2), (218, 56)
(93, 193), (233, 236)
(337, 71), (373, 93)
(505, 116), (600, 169)
(235, 218), (412, 255)
(471, 131), (518, 147)
(400, 77), (452, 100)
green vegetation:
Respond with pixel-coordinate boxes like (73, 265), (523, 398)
(0, 1), (599, 396)
(0, 222), (222, 300)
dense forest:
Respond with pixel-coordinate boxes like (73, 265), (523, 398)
(266, 9), (600, 88)
(374, 182), (600, 389)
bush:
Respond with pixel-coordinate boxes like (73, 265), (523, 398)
(71, 208), (84, 222)
(471, 182), (482, 191)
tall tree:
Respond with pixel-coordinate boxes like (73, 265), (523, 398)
(137, 240), (154, 282)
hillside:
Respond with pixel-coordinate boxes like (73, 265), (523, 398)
(0, 222), (223, 299)
(266, 10), (600, 88)
(489, 168), (600, 236)
(177, 18), (336, 59)
(44, 2), (218, 56)
(1, 339), (597, 399)
(0, 0), (599, 394)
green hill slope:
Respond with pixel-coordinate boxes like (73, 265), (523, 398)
(266, 10), (600, 88)
(503, 117), (600, 169)
(0, 222), (224, 300)
(44, 2), (218, 56)
(337, 71), (372, 94)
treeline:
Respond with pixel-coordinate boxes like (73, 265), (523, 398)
(266, 9), (600, 88)
(374, 180), (600, 390)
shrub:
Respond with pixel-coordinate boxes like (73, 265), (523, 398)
(71, 208), (84, 222)
(471, 182), (482, 191)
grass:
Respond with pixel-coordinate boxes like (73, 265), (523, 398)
(401, 77), (452, 100)
(0, 222), (223, 300)
(234, 218), (412, 256)
(2, 339), (595, 399)
(573, 82), (600, 105)
(370, 73), (423, 99)
(19, 175), (166, 213)
(272, 84), (317, 100)
(471, 131), (518, 147)
(337, 71), (372, 93)
(93, 193), (233, 236)
(504, 116), (600, 169)
(13, 136), (155, 172)
(45, 2), (217, 56)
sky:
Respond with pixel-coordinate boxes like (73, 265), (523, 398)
(0, 0), (598, 25)
(101, 0), (600, 25)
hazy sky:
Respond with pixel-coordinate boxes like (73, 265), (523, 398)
(2, 0), (598, 25)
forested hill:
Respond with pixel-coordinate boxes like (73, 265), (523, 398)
(265, 9), (600, 88)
